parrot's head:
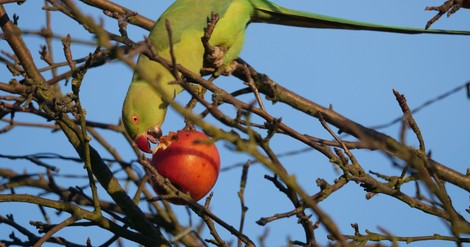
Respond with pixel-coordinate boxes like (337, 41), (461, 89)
(122, 82), (167, 153)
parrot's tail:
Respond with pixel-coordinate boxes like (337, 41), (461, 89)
(250, 1), (470, 35)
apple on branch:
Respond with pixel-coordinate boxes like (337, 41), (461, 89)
(150, 130), (220, 204)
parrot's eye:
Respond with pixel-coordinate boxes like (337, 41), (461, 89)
(130, 114), (140, 125)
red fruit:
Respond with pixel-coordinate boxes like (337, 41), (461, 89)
(150, 130), (220, 204)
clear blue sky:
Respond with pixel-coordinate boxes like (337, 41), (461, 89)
(1, 0), (469, 246)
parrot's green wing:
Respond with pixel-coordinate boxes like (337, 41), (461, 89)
(249, 0), (470, 35)
(151, 0), (233, 51)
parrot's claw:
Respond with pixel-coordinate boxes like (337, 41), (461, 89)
(205, 45), (225, 68)
(201, 45), (231, 76)
(219, 60), (239, 76)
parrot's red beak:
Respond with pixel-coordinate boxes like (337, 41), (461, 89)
(134, 126), (162, 153)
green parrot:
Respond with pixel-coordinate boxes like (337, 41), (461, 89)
(122, 0), (470, 153)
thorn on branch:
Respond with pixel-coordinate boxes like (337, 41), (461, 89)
(12, 13), (19, 25)
(315, 178), (330, 191)
(39, 45), (49, 63)
(392, 89), (426, 153)
(61, 34), (76, 71)
(29, 220), (52, 234)
(351, 223), (360, 236)
(103, 10), (138, 39)
(263, 174), (289, 195)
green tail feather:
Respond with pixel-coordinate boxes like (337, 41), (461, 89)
(251, 1), (470, 35)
